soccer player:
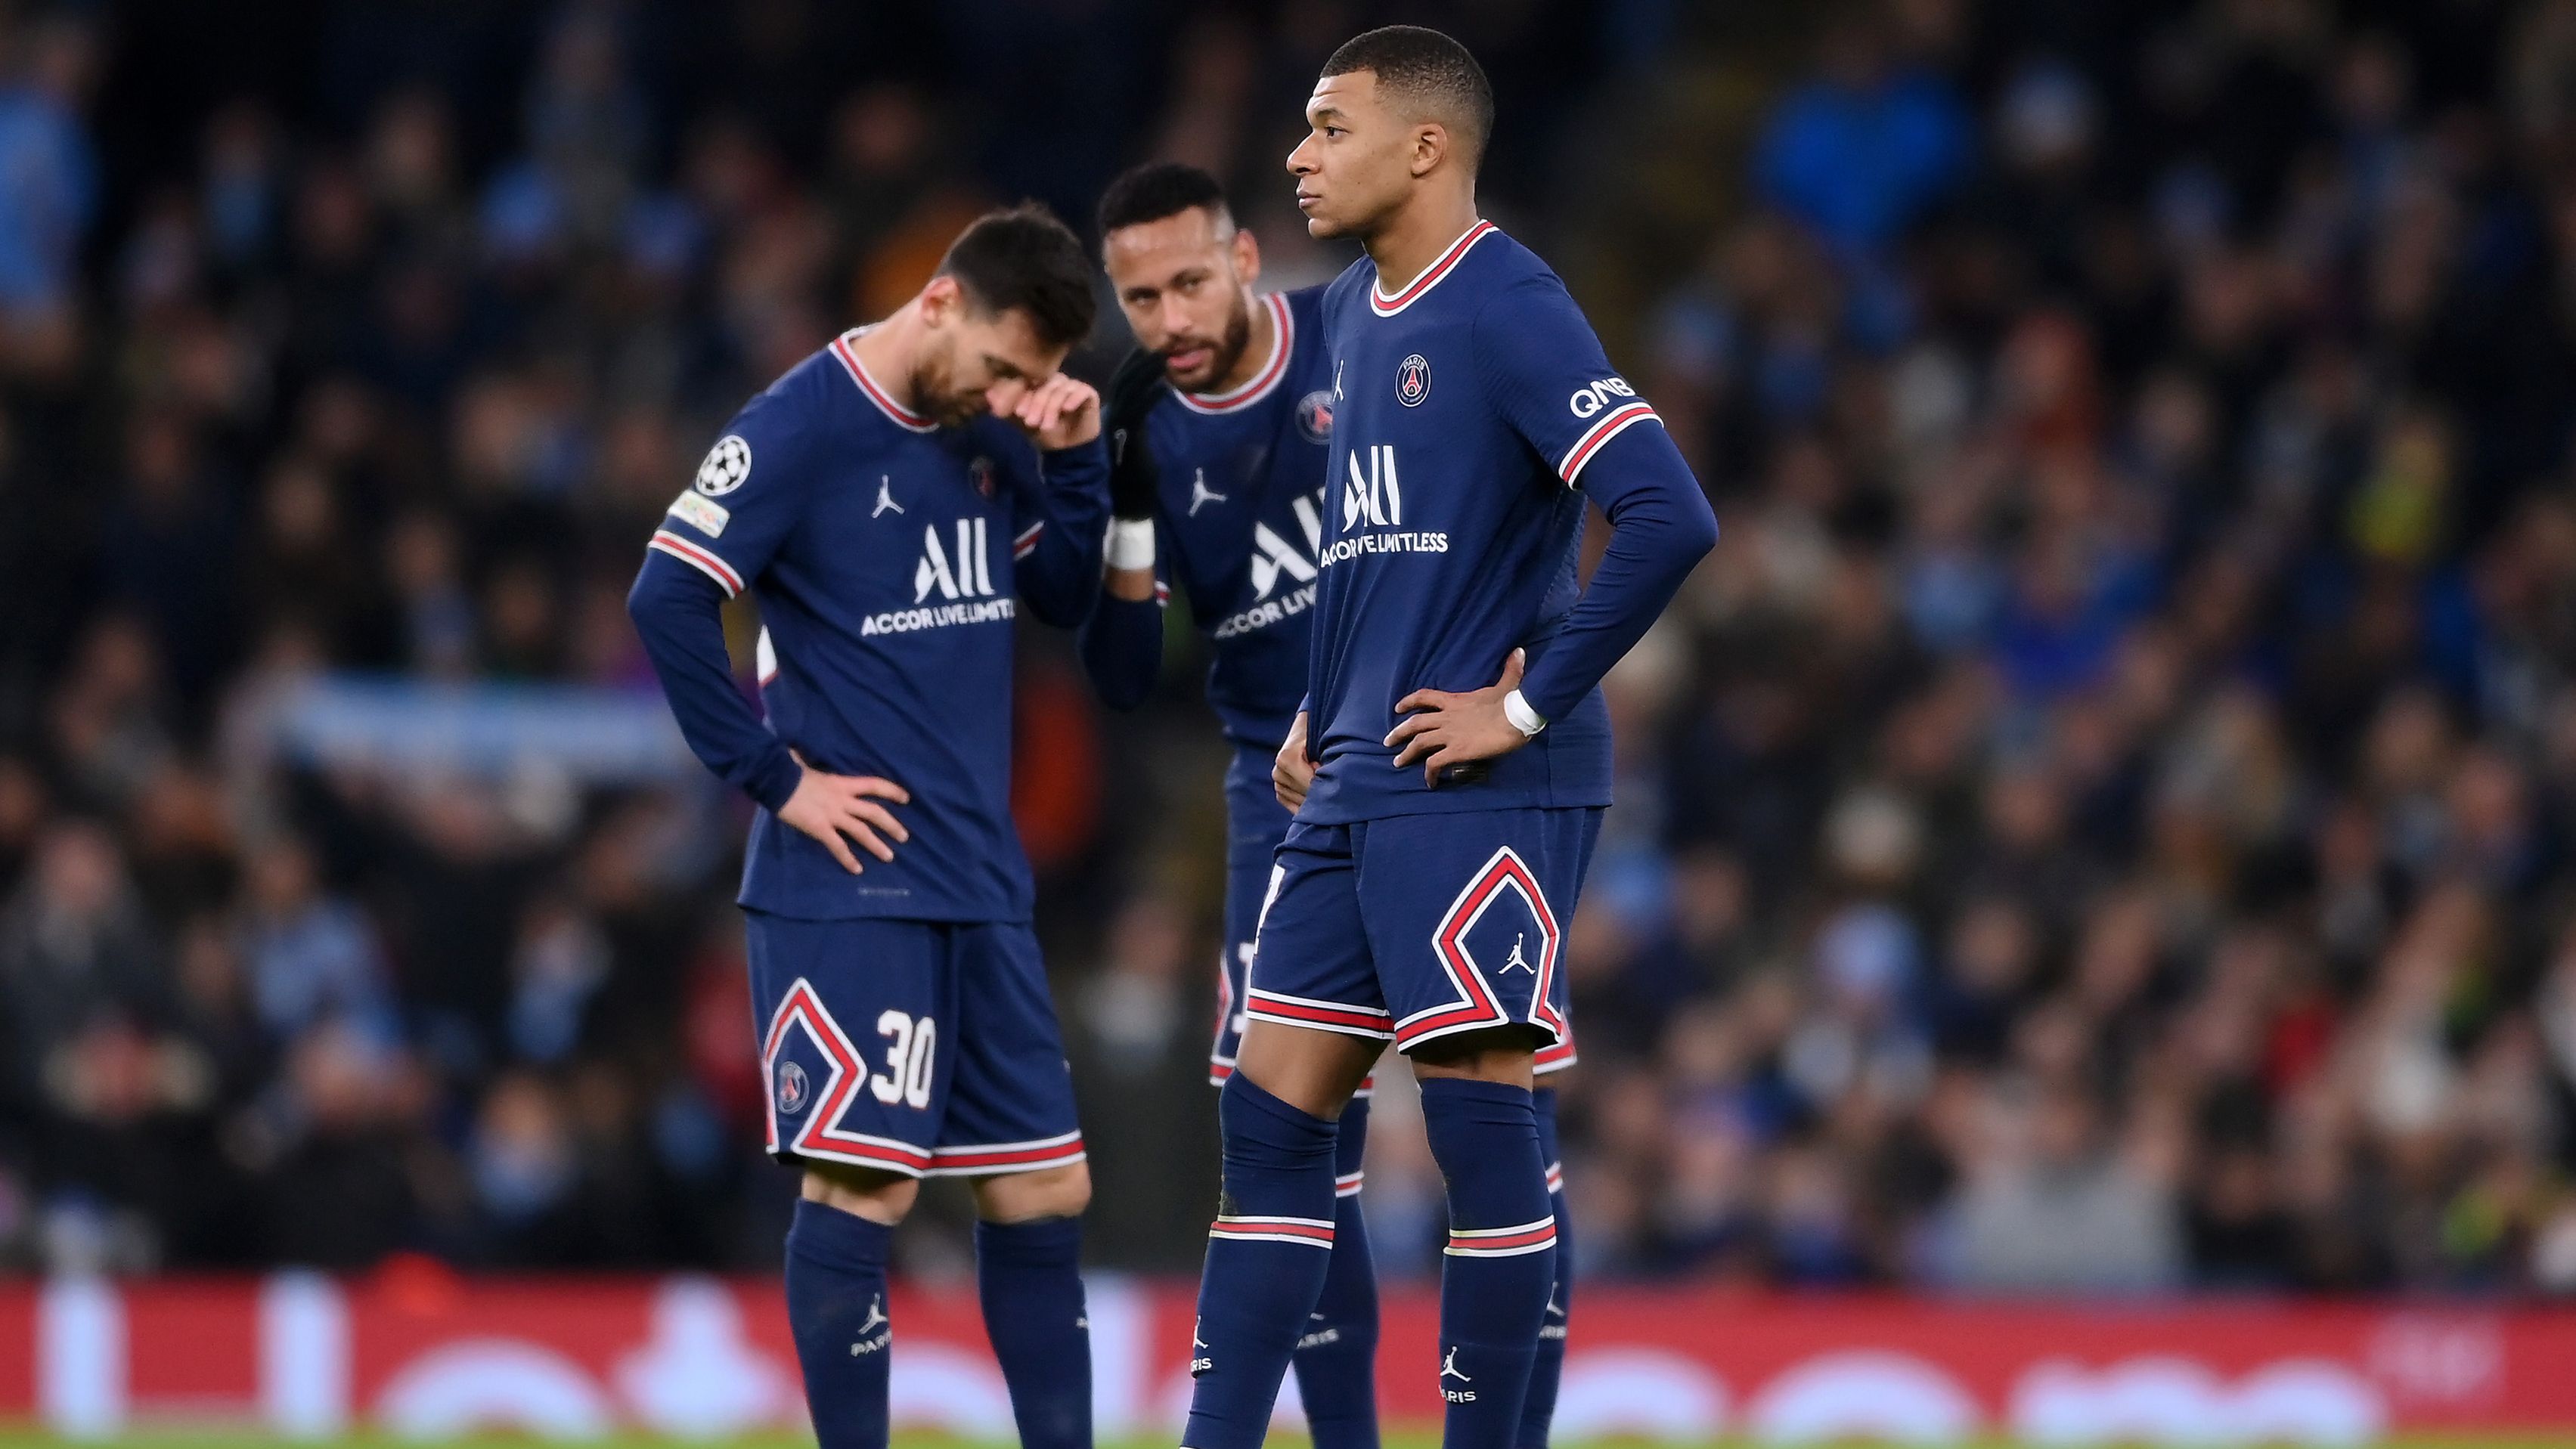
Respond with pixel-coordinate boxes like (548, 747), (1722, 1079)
(1078, 159), (1377, 1447)
(626, 205), (1109, 1449)
(1180, 26), (1717, 1449)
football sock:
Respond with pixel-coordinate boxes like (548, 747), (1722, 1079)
(1182, 1072), (1342, 1449)
(1518, 1088), (1570, 1449)
(975, 1215), (1092, 1449)
(1419, 1076), (1555, 1449)
(1296, 1094), (1381, 1449)
(783, 1198), (894, 1449)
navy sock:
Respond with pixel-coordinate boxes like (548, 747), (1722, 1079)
(1183, 1073), (1341, 1449)
(1296, 1094), (1381, 1449)
(975, 1215), (1091, 1449)
(1420, 1077), (1555, 1449)
(1517, 1088), (1570, 1449)
(783, 1198), (895, 1449)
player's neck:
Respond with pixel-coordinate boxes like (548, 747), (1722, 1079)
(849, 303), (928, 413)
(1364, 190), (1483, 296)
(1201, 291), (1278, 398)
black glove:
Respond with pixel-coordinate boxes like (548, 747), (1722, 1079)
(1104, 346), (1168, 522)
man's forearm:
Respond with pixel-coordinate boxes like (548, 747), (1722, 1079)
(1016, 441), (1111, 626)
(1517, 429), (1718, 723)
(628, 554), (802, 809)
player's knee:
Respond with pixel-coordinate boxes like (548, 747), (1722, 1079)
(1408, 1023), (1541, 1085)
(1234, 1020), (1381, 1118)
(973, 1160), (1090, 1222)
(801, 1161), (919, 1225)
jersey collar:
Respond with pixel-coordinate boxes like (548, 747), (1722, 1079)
(829, 328), (937, 433)
(1369, 220), (1498, 317)
(1172, 293), (1294, 414)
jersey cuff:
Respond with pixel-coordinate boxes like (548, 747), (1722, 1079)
(1503, 689), (1547, 737)
(748, 749), (803, 814)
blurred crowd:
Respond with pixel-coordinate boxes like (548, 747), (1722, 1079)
(1526, 0), (2576, 1295)
(5, 0), (2576, 1299)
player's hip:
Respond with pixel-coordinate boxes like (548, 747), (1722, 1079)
(738, 821), (1034, 924)
(1245, 807), (1597, 1053)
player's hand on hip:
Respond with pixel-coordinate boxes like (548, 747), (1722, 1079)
(1015, 373), (1102, 450)
(1274, 711), (1316, 811)
(778, 754), (912, 875)
(1386, 649), (1531, 788)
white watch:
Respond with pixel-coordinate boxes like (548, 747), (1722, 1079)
(1503, 689), (1546, 738)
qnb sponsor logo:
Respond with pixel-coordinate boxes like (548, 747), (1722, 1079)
(2012, 1357), (2387, 1447)
(1567, 376), (1639, 418)
(913, 519), (997, 603)
(1342, 444), (1404, 528)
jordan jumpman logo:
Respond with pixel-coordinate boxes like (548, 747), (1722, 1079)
(1501, 931), (1533, 975)
(1188, 467), (1228, 516)
(873, 475), (904, 517)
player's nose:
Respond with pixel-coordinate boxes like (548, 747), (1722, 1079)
(986, 379), (1027, 416)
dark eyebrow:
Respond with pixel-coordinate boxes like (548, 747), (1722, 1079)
(984, 354), (1025, 380)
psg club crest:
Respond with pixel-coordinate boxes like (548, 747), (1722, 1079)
(1295, 389), (1334, 442)
(969, 456), (997, 497)
(774, 1060), (811, 1116)
(1396, 354), (1432, 407)
(696, 434), (752, 495)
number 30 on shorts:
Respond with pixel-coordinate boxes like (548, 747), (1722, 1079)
(872, 1010), (937, 1109)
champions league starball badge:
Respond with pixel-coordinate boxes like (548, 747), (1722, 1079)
(1295, 389), (1334, 442)
(696, 434), (752, 495)
(1396, 354), (1431, 407)
(774, 1060), (811, 1116)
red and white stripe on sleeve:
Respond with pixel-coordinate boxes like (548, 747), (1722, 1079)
(649, 529), (745, 596)
(1558, 401), (1660, 485)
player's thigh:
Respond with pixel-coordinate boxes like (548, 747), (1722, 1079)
(1235, 819), (1392, 1116)
(1531, 807), (1603, 1080)
(1354, 807), (1595, 1065)
(1211, 742), (1295, 1083)
(747, 911), (953, 1183)
(926, 921), (1088, 1183)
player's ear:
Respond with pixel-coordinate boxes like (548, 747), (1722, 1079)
(920, 274), (961, 327)
(1231, 226), (1261, 286)
(1411, 122), (1447, 179)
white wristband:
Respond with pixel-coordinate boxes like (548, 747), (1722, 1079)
(1104, 518), (1156, 571)
(1503, 689), (1546, 737)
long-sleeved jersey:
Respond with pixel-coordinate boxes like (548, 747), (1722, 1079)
(1300, 221), (1718, 823)
(628, 330), (1108, 921)
(1077, 286), (1336, 751)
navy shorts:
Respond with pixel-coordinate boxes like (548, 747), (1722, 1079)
(749, 912), (1084, 1178)
(1243, 807), (1599, 1061)
(1211, 744), (1294, 1084)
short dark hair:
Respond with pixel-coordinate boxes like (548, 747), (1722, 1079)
(1096, 162), (1232, 239)
(936, 203), (1096, 349)
(1321, 25), (1493, 169)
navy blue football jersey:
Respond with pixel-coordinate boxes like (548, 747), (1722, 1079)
(1124, 286), (1337, 749)
(1300, 222), (1666, 824)
(643, 330), (1108, 921)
